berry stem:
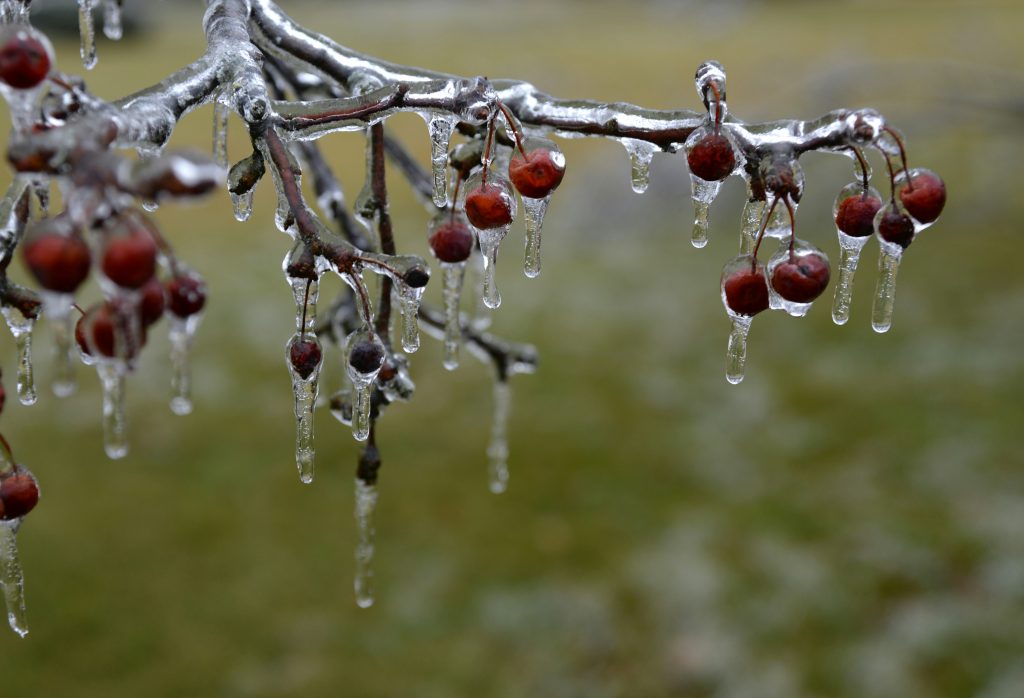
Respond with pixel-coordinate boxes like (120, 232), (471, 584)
(783, 195), (797, 261)
(481, 114), (497, 186)
(881, 125), (912, 192)
(449, 174), (463, 224)
(0, 433), (14, 471)
(497, 101), (529, 160)
(880, 148), (898, 205)
(750, 194), (780, 269)
(708, 81), (723, 135)
(849, 146), (870, 194)
(300, 278), (311, 341)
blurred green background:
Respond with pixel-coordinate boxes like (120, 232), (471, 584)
(1, 1), (1022, 696)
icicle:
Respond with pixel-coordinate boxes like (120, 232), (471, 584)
(488, 379), (510, 494)
(477, 228), (507, 309)
(41, 293), (76, 397)
(725, 314), (753, 385)
(230, 189), (254, 222)
(738, 195), (763, 255)
(353, 478), (378, 608)
(2, 306), (37, 406)
(424, 114), (457, 208)
(77, 0), (97, 70)
(871, 243), (902, 334)
(470, 251), (492, 331)
(398, 284), (422, 354)
(213, 100), (230, 171)
(169, 315), (201, 415)
(832, 232), (868, 326)
(346, 331), (385, 442)
(620, 139), (657, 194)
(521, 195), (549, 278)
(690, 176), (722, 249)
(96, 362), (128, 458)
(287, 336), (321, 485)
(102, 0), (122, 40)
(441, 262), (465, 370)
(0, 520), (27, 638)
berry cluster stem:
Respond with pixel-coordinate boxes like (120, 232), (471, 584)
(708, 81), (723, 136)
(497, 101), (529, 160)
(750, 194), (780, 269)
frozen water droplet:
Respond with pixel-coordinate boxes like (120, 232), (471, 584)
(725, 314), (753, 385)
(230, 189), (254, 222)
(287, 336), (321, 485)
(41, 293), (76, 397)
(102, 0), (122, 40)
(96, 362), (128, 459)
(689, 175), (722, 249)
(620, 139), (657, 194)
(488, 379), (510, 494)
(521, 195), (549, 278)
(213, 100), (230, 171)
(169, 315), (202, 416)
(2, 307), (37, 406)
(871, 243), (903, 334)
(441, 262), (466, 370)
(0, 520), (28, 638)
(77, 0), (98, 70)
(354, 478), (378, 608)
(424, 113), (457, 207)
(831, 232), (869, 326)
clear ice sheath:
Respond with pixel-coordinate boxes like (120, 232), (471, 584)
(726, 315), (753, 385)
(480, 237), (503, 310)
(352, 385), (371, 442)
(442, 263), (465, 371)
(488, 380), (511, 494)
(354, 479), (378, 609)
(692, 200), (710, 249)
(400, 292), (420, 354)
(622, 139), (655, 194)
(427, 115), (456, 207)
(98, 363), (128, 459)
(521, 195), (549, 278)
(0, 521), (28, 638)
(831, 233), (868, 326)
(231, 189), (254, 222)
(213, 100), (230, 170)
(739, 197), (762, 254)
(872, 246), (902, 334)
(169, 317), (198, 416)
(15, 326), (36, 406)
(291, 373), (318, 484)
(102, 0), (122, 40)
(78, 0), (97, 69)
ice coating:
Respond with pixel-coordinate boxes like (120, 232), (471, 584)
(345, 329), (385, 442)
(213, 99), (230, 170)
(1, 306), (36, 406)
(0, 519), (27, 637)
(423, 112), (457, 207)
(441, 262), (464, 370)
(461, 171), (516, 309)
(231, 188), (254, 222)
(286, 274), (320, 483)
(354, 478), (378, 608)
(620, 138), (657, 194)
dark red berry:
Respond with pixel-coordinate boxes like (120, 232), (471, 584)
(771, 253), (831, 304)
(289, 339), (322, 380)
(349, 339), (385, 375)
(138, 277), (166, 327)
(509, 148), (565, 199)
(0, 472), (39, 520)
(75, 304), (146, 359)
(465, 183), (513, 229)
(877, 208), (915, 248)
(899, 170), (946, 224)
(687, 133), (736, 182)
(0, 27), (51, 90)
(403, 267), (430, 289)
(835, 193), (883, 238)
(429, 219), (474, 264)
(23, 230), (91, 294)
(165, 275), (206, 318)
(102, 227), (158, 289)
(723, 268), (769, 316)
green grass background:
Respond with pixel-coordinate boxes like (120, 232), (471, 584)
(1, 1), (1022, 696)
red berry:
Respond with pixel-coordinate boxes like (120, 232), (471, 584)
(349, 339), (385, 375)
(687, 133), (736, 182)
(508, 148), (565, 199)
(771, 253), (831, 303)
(898, 169), (946, 224)
(0, 472), (39, 520)
(23, 229), (92, 294)
(75, 304), (146, 359)
(165, 275), (206, 318)
(0, 27), (51, 90)
(429, 219), (474, 264)
(877, 208), (915, 248)
(289, 338), (322, 380)
(723, 268), (769, 316)
(465, 183), (513, 229)
(835, 193), (883, 238)
(102, 227), (158, 289)
(138, 277), (166, 327)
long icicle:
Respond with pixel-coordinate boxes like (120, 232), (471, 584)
(353, 477), (378, 608)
